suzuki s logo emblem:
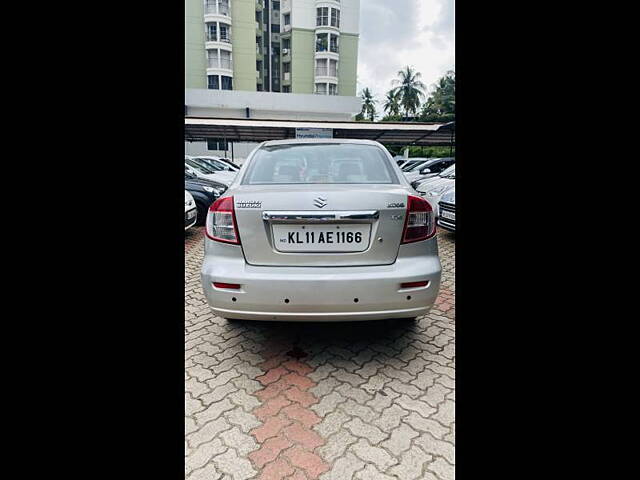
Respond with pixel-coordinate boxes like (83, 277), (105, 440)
(314, 197), (328, 208)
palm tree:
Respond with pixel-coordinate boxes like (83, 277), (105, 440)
(393, 66), (427, 118)
(383, 89), (402, 117)
(359, 87), (377, 121)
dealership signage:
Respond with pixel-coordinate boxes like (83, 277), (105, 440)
(295, 128), (333, 139)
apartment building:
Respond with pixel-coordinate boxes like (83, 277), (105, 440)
(185, 0), (360, 96)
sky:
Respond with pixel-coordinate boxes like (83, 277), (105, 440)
(357, 0), (455, 108)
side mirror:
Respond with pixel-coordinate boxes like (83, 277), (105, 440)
(421, 168), (431, 174)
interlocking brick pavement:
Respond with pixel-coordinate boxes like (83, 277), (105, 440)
(185, 227), (455, 479)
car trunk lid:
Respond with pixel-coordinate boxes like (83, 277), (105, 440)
(233, 185), (410, 267)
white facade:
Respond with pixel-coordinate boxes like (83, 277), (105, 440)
(185, 88), (361, 121)
(185, 87), (362, 162)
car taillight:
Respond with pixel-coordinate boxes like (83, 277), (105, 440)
(213, 282), (241, 290)
(401, 281), (430, 289)
(205, 196), (240, 244)
(402, 195), (436, 244)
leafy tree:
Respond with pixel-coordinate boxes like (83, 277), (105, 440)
(393, 66), (427, 117)
(358, 87), (377, 122)
(383, 89), (402, 117)
(421, 71), (455, 120)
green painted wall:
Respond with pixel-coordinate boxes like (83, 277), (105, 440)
(232, 0), (257, 91)
(290, 29), (315, 94)
(185, 0), (206, 89)
(338, 33), (359, 97)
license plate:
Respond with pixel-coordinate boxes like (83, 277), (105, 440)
(441, 210), (455, 221)
(186, 209), (196, 219)
(272, 224), (371, 252)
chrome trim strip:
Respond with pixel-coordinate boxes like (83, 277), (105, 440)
(262, 210), (379, 222)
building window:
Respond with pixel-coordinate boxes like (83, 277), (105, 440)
(218, 0), (230, 16)
(283, 62), (291, 73)
(315, 83), (327, 95)
(207, 138), (228, 151)
(282, 85), (291, 93)
(206, 23), (217, 42)
(220, 50), (232, 69)
(316, 33), (328, 52)
(315, 58), (328, 76)
(208, 49), (218, 68)
(207, 75), (219, 90)
(221, 76), (233, 90)
(273, 1), (280, 11)
(331, 9), (341, 28)
(219, 23), (231, 42)
(284, 13), (290, 25)
(329, 59), (338, 76)
(330, 34), (339, 53)
(329, 83), (338, 95)
(316, 7), (329, 26)
(271, 23), (280, 33)
(282, 38), (290, 50)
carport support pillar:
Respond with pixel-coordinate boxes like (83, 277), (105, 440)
(403, 147), (409, 159)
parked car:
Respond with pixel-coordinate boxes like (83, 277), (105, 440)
(185, 171), (227, 225)
(201, 139), (441, 322)
(404, 157), (455, 184)
(437, 187), (455, 232)
(400, 158), (430, 173)
(415, 165), (455, 214)
(394, 156), (408, 168)
(185, 157), (235, 186)
(192, 155), (240, 173)
(185, 191), (198, 230)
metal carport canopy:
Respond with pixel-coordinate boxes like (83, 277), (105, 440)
(185, 117), (455, 146)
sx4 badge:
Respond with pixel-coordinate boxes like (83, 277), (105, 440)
(236, 201), (262, 209)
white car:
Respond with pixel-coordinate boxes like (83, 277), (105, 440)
(185, 191), (197, 230)
(192, 155), (240, 173)
(185, 157), (235, 186)
(415, 165), (455, 214)
(201, 139), (442, 322)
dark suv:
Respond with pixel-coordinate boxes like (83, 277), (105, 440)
(185, 171), (227, 225)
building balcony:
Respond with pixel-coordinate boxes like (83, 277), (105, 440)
(282, 49), (291, 62)
(205, 36), (233, 48)
(256, 0), (264, 12)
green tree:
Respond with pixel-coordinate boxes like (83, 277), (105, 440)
(421, 71), (455, 119)
(358, 87), (377, 121)
(383, 89), (402, 117)
(393, 66), (427, 117)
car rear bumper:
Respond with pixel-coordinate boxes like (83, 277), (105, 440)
(437, 218), (455, 232)
(201, 239), (441, 322)
(185, 208), (197, 230)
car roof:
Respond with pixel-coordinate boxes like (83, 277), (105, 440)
(259, 138), (385, 147)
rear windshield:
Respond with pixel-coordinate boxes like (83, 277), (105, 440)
(243, 144), (398, 185)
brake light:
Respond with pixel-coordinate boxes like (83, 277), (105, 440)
(213, 282), (241, 290)
(401, 281), (429, 289)
(205, 196), (240, 244)
(402, 195), (436, 243)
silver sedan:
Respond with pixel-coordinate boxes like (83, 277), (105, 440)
(200, 139), (442, 322)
